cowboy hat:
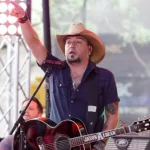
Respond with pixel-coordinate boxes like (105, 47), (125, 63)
(56, 23), (105, 64)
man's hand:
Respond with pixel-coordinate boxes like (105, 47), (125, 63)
(92, 141), (106, 150)
(9, 1), (25, 18)
(92, 148), (105, 150)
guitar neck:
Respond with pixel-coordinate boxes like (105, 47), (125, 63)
(70, 125), (132, 147)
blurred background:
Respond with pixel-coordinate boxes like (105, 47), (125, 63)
(0, 0), (150, 148)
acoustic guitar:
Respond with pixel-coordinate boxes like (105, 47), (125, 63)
(13, 117), (150, 150)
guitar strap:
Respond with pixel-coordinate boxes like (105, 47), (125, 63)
(87, 71), (104, 134)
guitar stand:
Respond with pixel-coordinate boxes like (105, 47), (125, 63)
(9, 66), (52, 150)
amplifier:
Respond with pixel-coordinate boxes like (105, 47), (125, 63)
(105, 135), (150, 150)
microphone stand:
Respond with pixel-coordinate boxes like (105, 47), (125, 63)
(9, 67), (52, 150)
(45, 77), (51, 118)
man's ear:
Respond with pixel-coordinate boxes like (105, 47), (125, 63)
(88, 45), (93, 55)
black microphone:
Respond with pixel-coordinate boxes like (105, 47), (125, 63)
(43, 60), (65, 68)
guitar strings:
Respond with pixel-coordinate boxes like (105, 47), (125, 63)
(37, 138), (82, 149)
(39, 140), (71, 149)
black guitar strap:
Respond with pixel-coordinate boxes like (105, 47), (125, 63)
(87, 71), (104, 134)
(87, 72), (99, 134)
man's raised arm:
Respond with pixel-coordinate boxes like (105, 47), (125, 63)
(9, 1), (47, 65)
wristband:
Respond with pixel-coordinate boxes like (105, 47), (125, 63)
(93, 141), (106, 150)
(18, 13), (28, 23)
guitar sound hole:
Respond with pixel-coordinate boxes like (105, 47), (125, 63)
(56, 136), (70, 150)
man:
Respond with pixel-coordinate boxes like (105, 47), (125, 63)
(9, 2), (120, 149)
(21, 97), (43, 120)
(0, 97), (43, 150)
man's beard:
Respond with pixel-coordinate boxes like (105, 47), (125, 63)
(67, 57), (81, 64)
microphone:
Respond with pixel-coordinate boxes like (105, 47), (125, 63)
(43, 60), (65, 68)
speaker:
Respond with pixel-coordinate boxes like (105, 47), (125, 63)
(105, 135), (150, 150)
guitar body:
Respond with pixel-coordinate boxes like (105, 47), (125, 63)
(13, 117), (91, 150)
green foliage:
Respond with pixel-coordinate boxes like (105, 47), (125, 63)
(32, 0), (150, 45)
(50, 0), (84, 33)
(134, 25), (150, 45)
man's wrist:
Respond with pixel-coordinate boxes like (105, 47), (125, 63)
(93, 141), (106, 150)
(18, 13), (28, 23)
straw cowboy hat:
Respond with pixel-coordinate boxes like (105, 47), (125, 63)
(56, 23), (105, 64)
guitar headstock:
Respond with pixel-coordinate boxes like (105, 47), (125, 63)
(130, 118), (150, 133)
